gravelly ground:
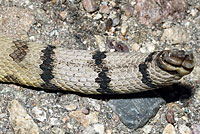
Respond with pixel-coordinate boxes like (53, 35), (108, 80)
(0, 0), (199, 134)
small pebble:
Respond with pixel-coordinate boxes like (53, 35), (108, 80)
(82, 0), (98, 13)
(146, 43), (155, 52)
(83, 126), (96, 134)
(142, 125), (153, 134)
(162, 124), (176, 134)
(83, 124), (104, 134)
(112, 17), (120, 27)
(66, 122), (74, 129)
(82, 107), (90, 115)
(140, 42), (155, 53)
(12, 0), (30, 6)
(95, 35), (105, 51)
(59, 10), (68, 20)
(89, 99), (101, 111)
(93, 13), (102, 20)
(121, 24), (128, 36)
(93, 124), (105, 134)
(62, 116), (70, 123)
(50, 29), (59, 37)
(121, 15), (129, 21)
(179, 124), (191, 134)
(105, 18), (113, 31)
(101, 1), (108, 5)
(69, 110), (98, 127)
(192, 124), (200, 134)
(181, 116), (189, 123)
(115, 42), (129, 52)
(99, 5), (110, 14)
(109, 1), (116, 7)
(51, 127), (65, 134)
(122, 4), (133, 17)
(50, 117), (62, 126)
(166, 109), (175, 124)
(131, 43), (140, 51)
(161, 26), (188, 44)
(32, 107), (47, 122)
(140, 47), (147, 53)
(106, 112), (113, 119)
(106, 129), (113, 134)
(162, 22), (172, 29)
(190, 9), (198, 17)
(65, 104), (77, 111)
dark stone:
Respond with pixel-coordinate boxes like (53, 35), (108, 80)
(107, 84), (193, 129)
(107, 92), (165, 129)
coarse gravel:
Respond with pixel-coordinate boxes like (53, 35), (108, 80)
(0, 0), (199, 134)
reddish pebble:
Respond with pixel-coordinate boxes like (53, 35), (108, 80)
(82, 0), (99, 13)
(82, 107), (90, 115)
(166, 109), (175, 124)
(99, 5), (110, 14)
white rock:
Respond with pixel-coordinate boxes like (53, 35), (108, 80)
(50, 117), (62, 126)
(93, 13), (102, 20)
(163, 124), (176, 134)
(140, 47), (147, 53)
(32, 107), (47, 122)
(132, 43), (140, 51)
(146, 43), (155, 52)
(142, 125), (153, 134)
(121, 23), (128, 36)
(179, 124), (191, 134)
(190, 9), (198, 17)
(93, 124), (105, 134)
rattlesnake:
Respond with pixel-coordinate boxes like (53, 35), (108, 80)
(0, 37), (195, 94)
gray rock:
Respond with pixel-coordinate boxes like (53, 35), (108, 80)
(108, 92), (165, 129)
(0, 7), (34, 39)
(161, 26), (188, 44)
(8, 100), (40, 134)
(112, 17), (120, 27)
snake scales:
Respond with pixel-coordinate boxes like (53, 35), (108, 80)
(0, 37), (195, 94)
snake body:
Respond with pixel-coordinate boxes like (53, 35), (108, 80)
(0, 37), (194, 94)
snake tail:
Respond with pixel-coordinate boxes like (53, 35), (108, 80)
(0, 37), (194, 94)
